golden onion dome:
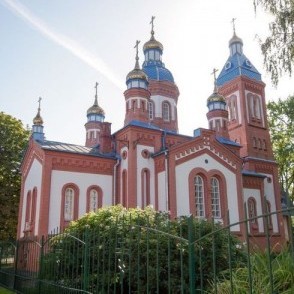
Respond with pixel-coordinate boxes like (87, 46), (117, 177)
(207, 92), (226, 103)
(87, 104), (105, 116)
(143, 35), (163, 52)
(126, 67), (148, 81)
(33, 112), (43, 125)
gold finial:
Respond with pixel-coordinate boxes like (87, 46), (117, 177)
(134, 40), (140, 69)
(33, 97), (43, 125)
(150, 16), (155, 38)
(211, 68), (219, 93)
(231, 18), (236, 35)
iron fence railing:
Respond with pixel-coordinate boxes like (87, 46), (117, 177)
(0, 206), (293, 293)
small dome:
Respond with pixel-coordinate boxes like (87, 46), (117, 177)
(143, 36), (163, 52)
(126, 67), (148, 82)
(229, 33), (243, 46)
(87, 104), (105, 116)
(33, 113), (43, 125)
(207, 92), (226, 104)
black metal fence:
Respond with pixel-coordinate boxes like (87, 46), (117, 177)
(0, 207), (293, 293)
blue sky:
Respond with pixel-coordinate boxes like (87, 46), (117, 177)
(1, 0), (293, 145)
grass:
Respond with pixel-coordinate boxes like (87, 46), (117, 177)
(0, 287), (15, 294)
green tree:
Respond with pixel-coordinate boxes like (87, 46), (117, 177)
(267, 96), (294, 200)
(0, 112), (29, 240)
(254, 0), (294, 85)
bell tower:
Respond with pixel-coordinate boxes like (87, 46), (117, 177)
(216, 25), (273, 161)
(142, 16), (179, 133)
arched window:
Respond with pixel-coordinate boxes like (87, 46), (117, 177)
(253, 97), (261, 119)
(25, 191), (31, 232)
(162, 102), (170, 121)
(141, 169), (150, 208)
(248, 198), (257, 225)
(64, 188), (74, 221)
(194, 176), (205, 217)
(61, 184), (79, 229)
(122, 170), (127, 207)
(87, 187), (102, 212)
(211, 177), (221, 218)
(148, 101), (154, 120)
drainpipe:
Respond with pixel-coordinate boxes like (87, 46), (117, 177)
(113, 158), (120, 205)
(164, 150), (169, 212)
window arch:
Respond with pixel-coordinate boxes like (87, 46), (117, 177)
(247, 197), (258, 227)
(86, 186), (103, 212)
(194, 175), (205, 217)
(162, 101), (170, 121)
(141, 169), (150, 208)
(24, 188), (37, 234)
(211, 177), (221, 218)
(148, 101), (154, 120)
(61, 184), (79, 229)
(24, 191), (31, 232)
(122, 170), (127, 207)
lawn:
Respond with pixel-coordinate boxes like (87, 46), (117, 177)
(0, 287), (14, 294)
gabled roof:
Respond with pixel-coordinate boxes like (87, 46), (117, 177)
(216, 136), (241, 147)
(36, 140), (117, 159)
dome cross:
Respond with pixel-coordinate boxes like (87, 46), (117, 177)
(231, 17), (237, 35)
(211, 68), (219, 93)
(134, 40), (140, 69)
(150, 16), (155, 36)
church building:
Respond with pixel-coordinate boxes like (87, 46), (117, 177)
(17, 20), (288, 248)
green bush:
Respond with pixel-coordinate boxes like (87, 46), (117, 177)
(212, 249), (294, 293)
(41, 205), (245, 292)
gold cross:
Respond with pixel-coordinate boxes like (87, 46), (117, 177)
(150, 16), (155, 32)
(38, 97), (42, 109)
(134, 40), (140, 58)
(211, 68), (219, 82)
(231, 18), (236, 34)
(94, 82), (99, 94)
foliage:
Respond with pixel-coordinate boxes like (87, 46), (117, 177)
(0, 112), (29, 240)
(211, 249), (294, 293)
(254, 0), (294, 85)
(41, 205), (245, 292)
(267, 96), (294, 201)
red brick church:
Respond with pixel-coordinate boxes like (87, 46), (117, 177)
(17, 19), (289, 248)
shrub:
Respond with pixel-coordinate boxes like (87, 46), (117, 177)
(41, 205), (245, 292)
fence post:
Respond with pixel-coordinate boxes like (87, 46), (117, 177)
(38, 235), (45, 293)
(188, 215), (196, 294)
(82, 226), (90, 292)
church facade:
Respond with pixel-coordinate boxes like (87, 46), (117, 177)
(17, 22), (288, 248)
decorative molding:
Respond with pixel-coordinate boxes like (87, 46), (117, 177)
(175, 138), (237, 169)
(52, 157), (113, 174)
